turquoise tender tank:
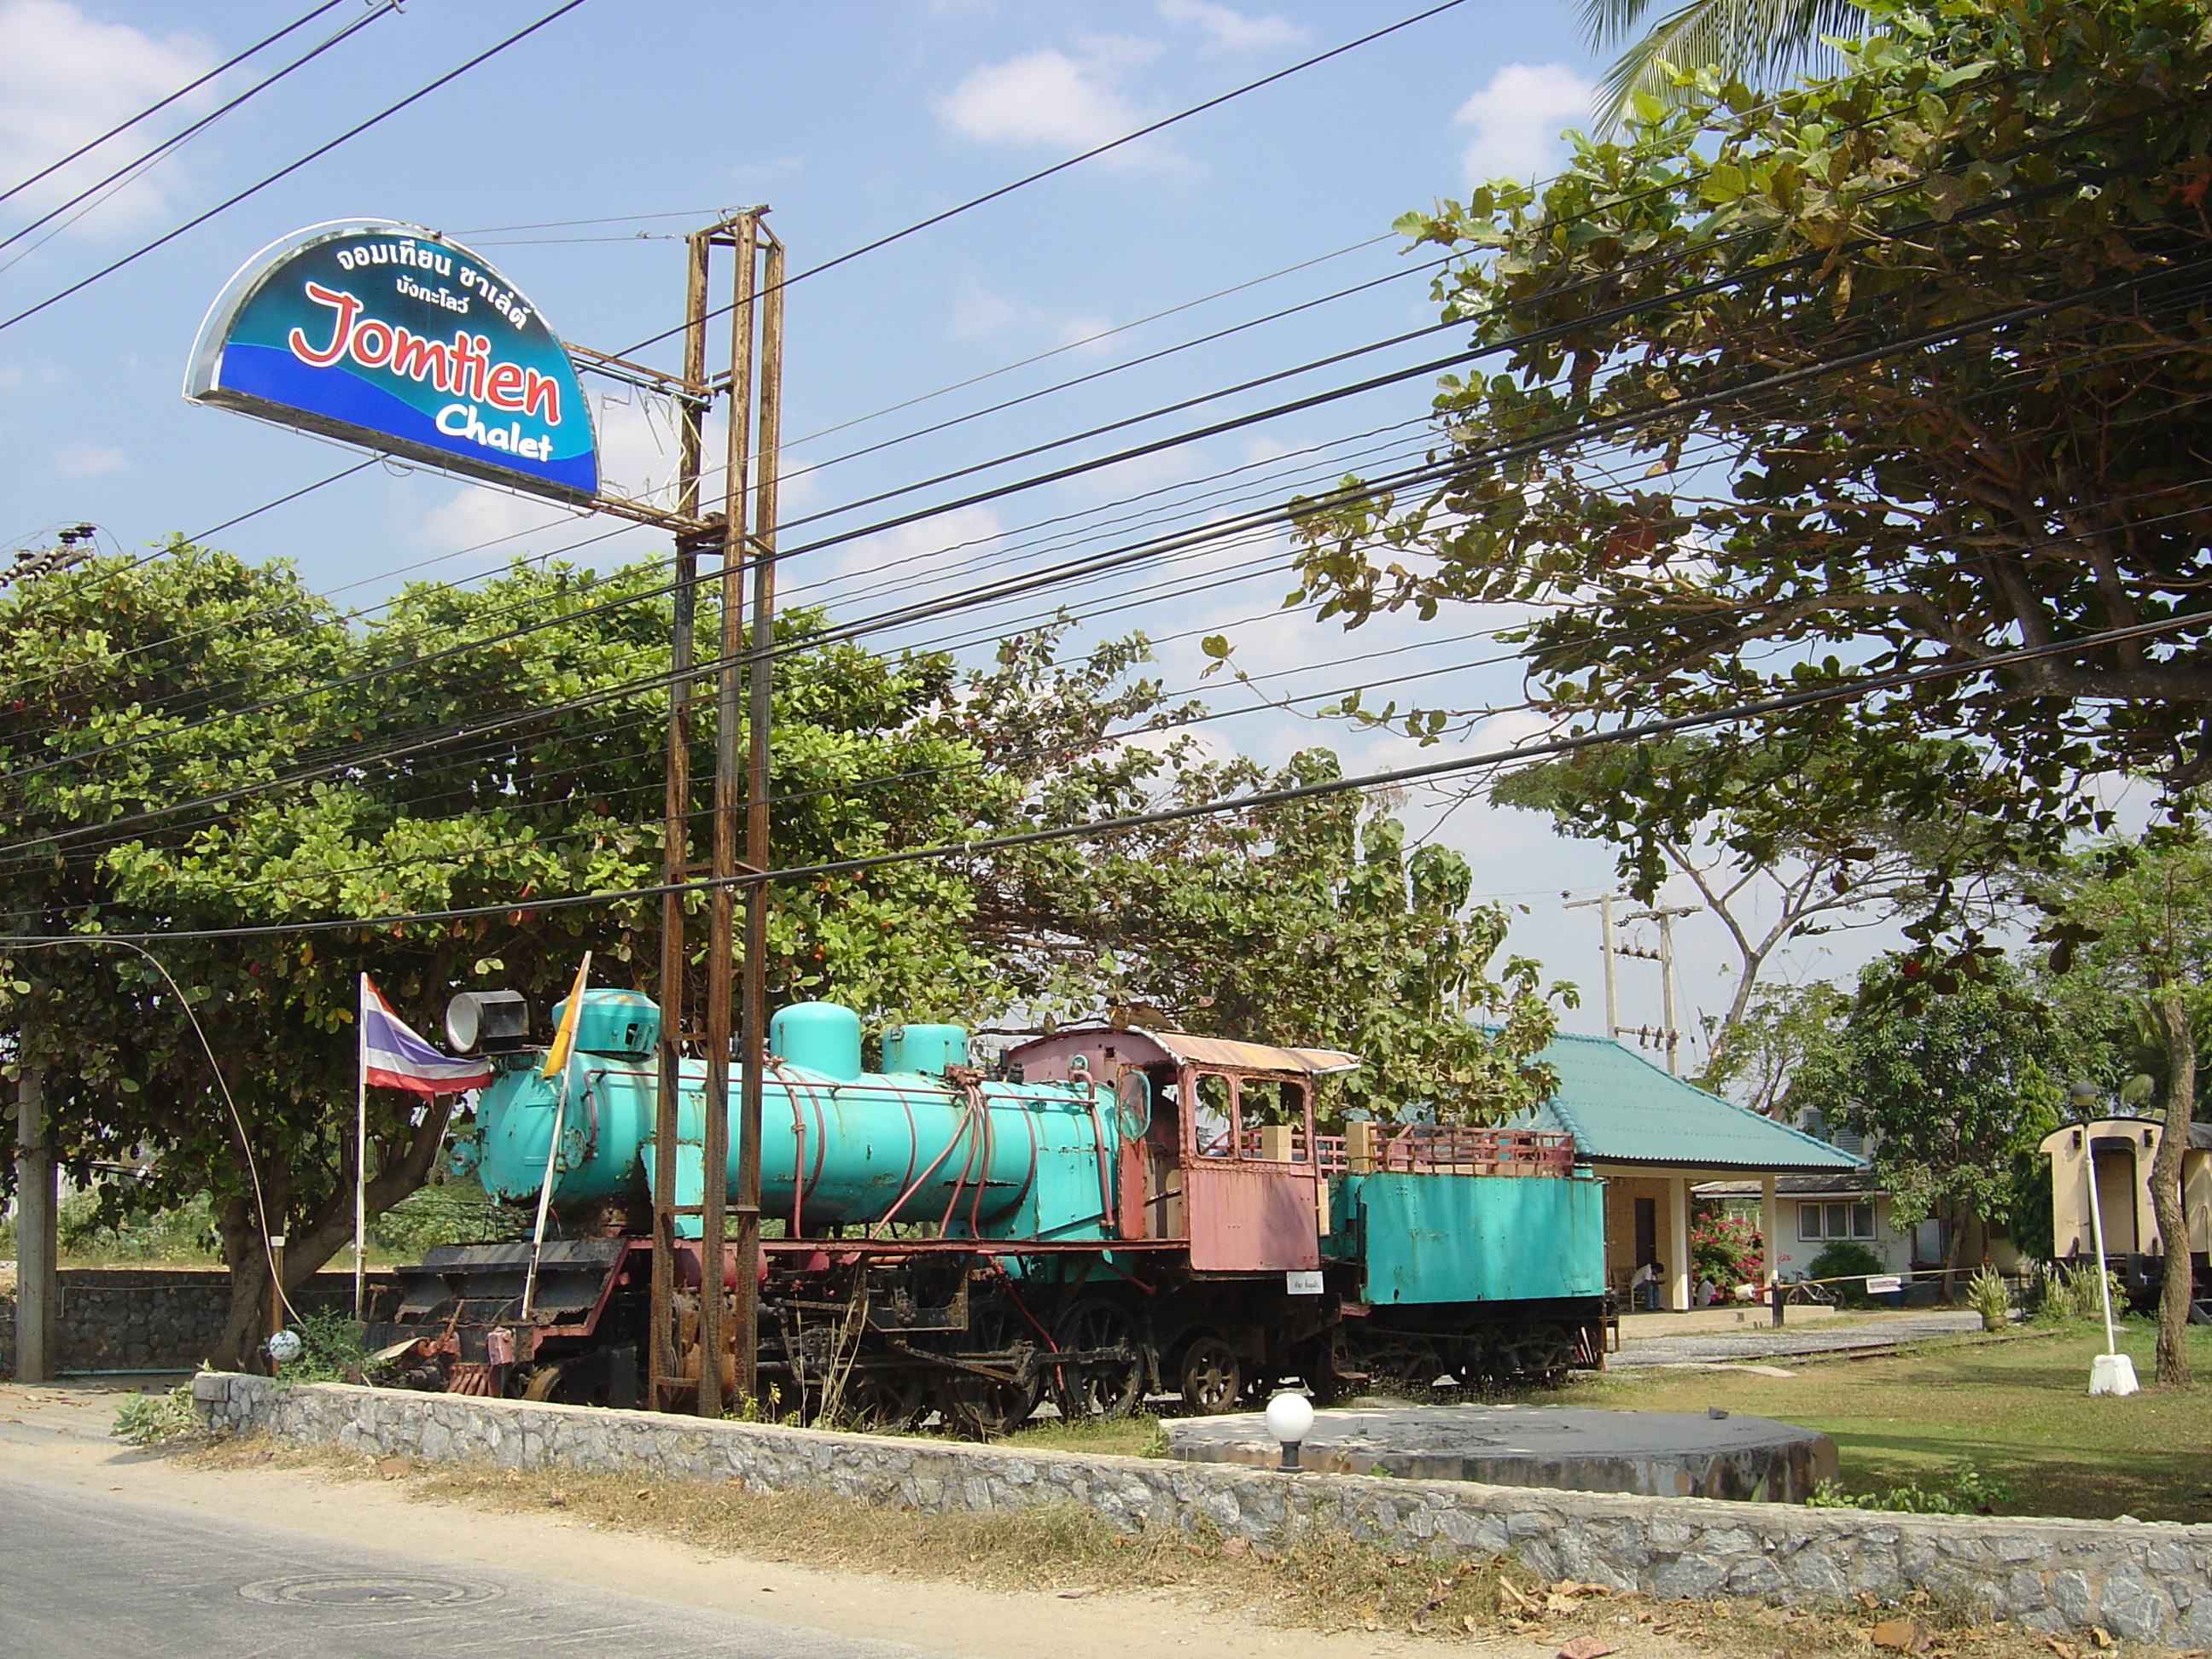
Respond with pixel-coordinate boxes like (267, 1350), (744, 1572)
(1328, 1168), (1606, 1303)
(455, 992), (1122, 1241)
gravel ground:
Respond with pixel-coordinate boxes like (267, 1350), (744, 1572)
(1610, 1309), (1986, 1368)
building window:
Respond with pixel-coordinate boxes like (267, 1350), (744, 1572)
(1798, 1200), (1876, 1241)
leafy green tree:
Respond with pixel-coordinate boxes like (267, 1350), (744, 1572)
(1292, 0), (2212, 887)
(1793, 952), (2071, 1292)
(2036, 830), (2212, 1385)
(0, 549), (1019, 1365)
(1699, 975), (1849, 1117)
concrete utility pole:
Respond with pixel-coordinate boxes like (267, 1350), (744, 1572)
(13, 1059), (56, 1381)
(1563, 893), (1622, 1039)
(1624, 905), (1697, 1074)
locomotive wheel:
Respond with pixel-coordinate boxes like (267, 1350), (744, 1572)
(520, 1362), (566, 1402)
(1051, 1299), (1145, 1421)
(1176, 1336), (1243, 1415)
(1361, 1336), (1442, 1400)
(1523, 1323), (1576, 1387)
(847, 1369), (930, 1432)
(938, 1307), (1039, 1440)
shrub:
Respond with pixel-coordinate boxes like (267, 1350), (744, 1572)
(1806, 1461), (2011, 1515)
(111, 1385), (199, 1447)
(1806, 1239), (1886, 1305)
(1689, 1211), (1763, 1288)
(2030, 1260), (2123, 1325)
(1967, 1265), (2011, 1325)
(275, 1307), (369, 1382)
(371, 1174), (526, 1258)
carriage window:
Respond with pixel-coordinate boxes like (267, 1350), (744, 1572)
(1192, 1072), (1235, 1158)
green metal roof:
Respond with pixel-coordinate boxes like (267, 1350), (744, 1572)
(1514, 1032), (1862, 1173)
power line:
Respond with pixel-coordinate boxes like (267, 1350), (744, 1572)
(16, 604), (2206, 946)
(11, 256), (2199, 860)
(0, 0), (591, 335)
(0, 0), (404, 268)
(610, 0), (1472, 362)
(0, 0), (353, 205)
(14, 105), (2195, 806)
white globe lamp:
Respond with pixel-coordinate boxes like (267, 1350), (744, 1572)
(1264, 1389), (1315, 1471)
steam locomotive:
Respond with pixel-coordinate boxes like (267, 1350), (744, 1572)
(369, 988), (1606, 1430)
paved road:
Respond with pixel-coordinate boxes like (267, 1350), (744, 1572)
(0, 1459), (931, 1659)
(1610, 1309), (1986, 1368)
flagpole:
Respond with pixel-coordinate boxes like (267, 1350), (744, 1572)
(523, 952), (591, 1321)
(354, 973), (369, 1319)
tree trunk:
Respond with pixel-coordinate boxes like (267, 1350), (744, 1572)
(206, 1098), (455, 1371)
(1941, 1206), (1967, 1304)
(2148, 991), (2195, 1388)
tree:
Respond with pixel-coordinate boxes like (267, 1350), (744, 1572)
(1489, 731), (2021, 1071)
(1291, 0), (2212, 880)
(1581, 0), (1871, 125)
(946, 629), (1578, 1122)
(0, 548), (1023, 1365)
(1698, 975), (1848, 1118)
(1792, 952), (2071, 1294)
(2037, 831), (2212, 1386)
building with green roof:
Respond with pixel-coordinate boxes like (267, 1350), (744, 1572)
(1513, 1031), (1862, 1313)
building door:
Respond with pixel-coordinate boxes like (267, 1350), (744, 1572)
(1634, 1196), (1657, 1265)
(2093, 1148), (2140, 1254)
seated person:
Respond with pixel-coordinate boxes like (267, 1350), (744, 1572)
(1628, 1259), (1664, 1309)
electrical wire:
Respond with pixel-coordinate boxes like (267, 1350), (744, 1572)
(0, 0), (352, 205)
(0, 0), (592, 335)
(11, 603), (2206, 945)
(0, 0), (404, 270)
(15, 272), (2207, 872)
(11, 106), (2200, 812)
(609, 0), (1473, 363)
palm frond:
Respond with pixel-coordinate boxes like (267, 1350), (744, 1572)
(1581, 0), (1874, 129)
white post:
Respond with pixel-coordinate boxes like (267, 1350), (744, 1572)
(354, 973), (369, 1319)
(1658, 911), (1680, 1074)
(2085, 1132), (2139, 1395)
(521, 1073), (568, 1318)
(1668, 1175), (1692, 1313)
(1760, 1173), (1779, 1296)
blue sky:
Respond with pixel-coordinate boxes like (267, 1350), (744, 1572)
(0, 0), (1917, 1066)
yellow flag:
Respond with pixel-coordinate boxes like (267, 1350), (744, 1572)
(539, 951), (593, 1078)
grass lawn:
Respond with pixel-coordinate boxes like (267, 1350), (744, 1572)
(1565, 1318), (2212, 1522)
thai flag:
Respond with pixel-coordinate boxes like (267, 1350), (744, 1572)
(361, 975), (491, 1096)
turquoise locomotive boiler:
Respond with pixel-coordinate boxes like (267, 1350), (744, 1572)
(373, 987), (1606, 1429)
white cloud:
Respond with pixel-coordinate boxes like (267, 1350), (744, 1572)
(948, 276), (1115, 358)
(410, 485), (573, 558)
(0, 0), (218, 236)
(1454, 62), (1594, 187)
(935, 37), (1185, 170)
(1156, 0), (1307, 52)
(830, 504), (1004, 591)
(49, 439), (125, 476)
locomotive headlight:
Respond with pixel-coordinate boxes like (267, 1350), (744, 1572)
(446, 989), (531, 1054)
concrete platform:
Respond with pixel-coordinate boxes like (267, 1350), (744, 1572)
(1162, 1402), (1837, 1503)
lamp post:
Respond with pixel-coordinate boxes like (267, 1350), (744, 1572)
(1265, 1389), (1314, 1472)
(2068, 1080), (2139, 1397)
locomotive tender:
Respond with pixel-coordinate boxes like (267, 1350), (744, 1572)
(370, 988), (1606, 1429)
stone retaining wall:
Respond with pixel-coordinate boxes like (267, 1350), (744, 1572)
(193, 1373), (2212, 1646)
(2, 1269), (396, 1375)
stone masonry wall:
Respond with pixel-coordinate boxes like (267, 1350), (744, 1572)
(194, 1373), (2212, 1647)
(2, 1269), (396, 1375)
